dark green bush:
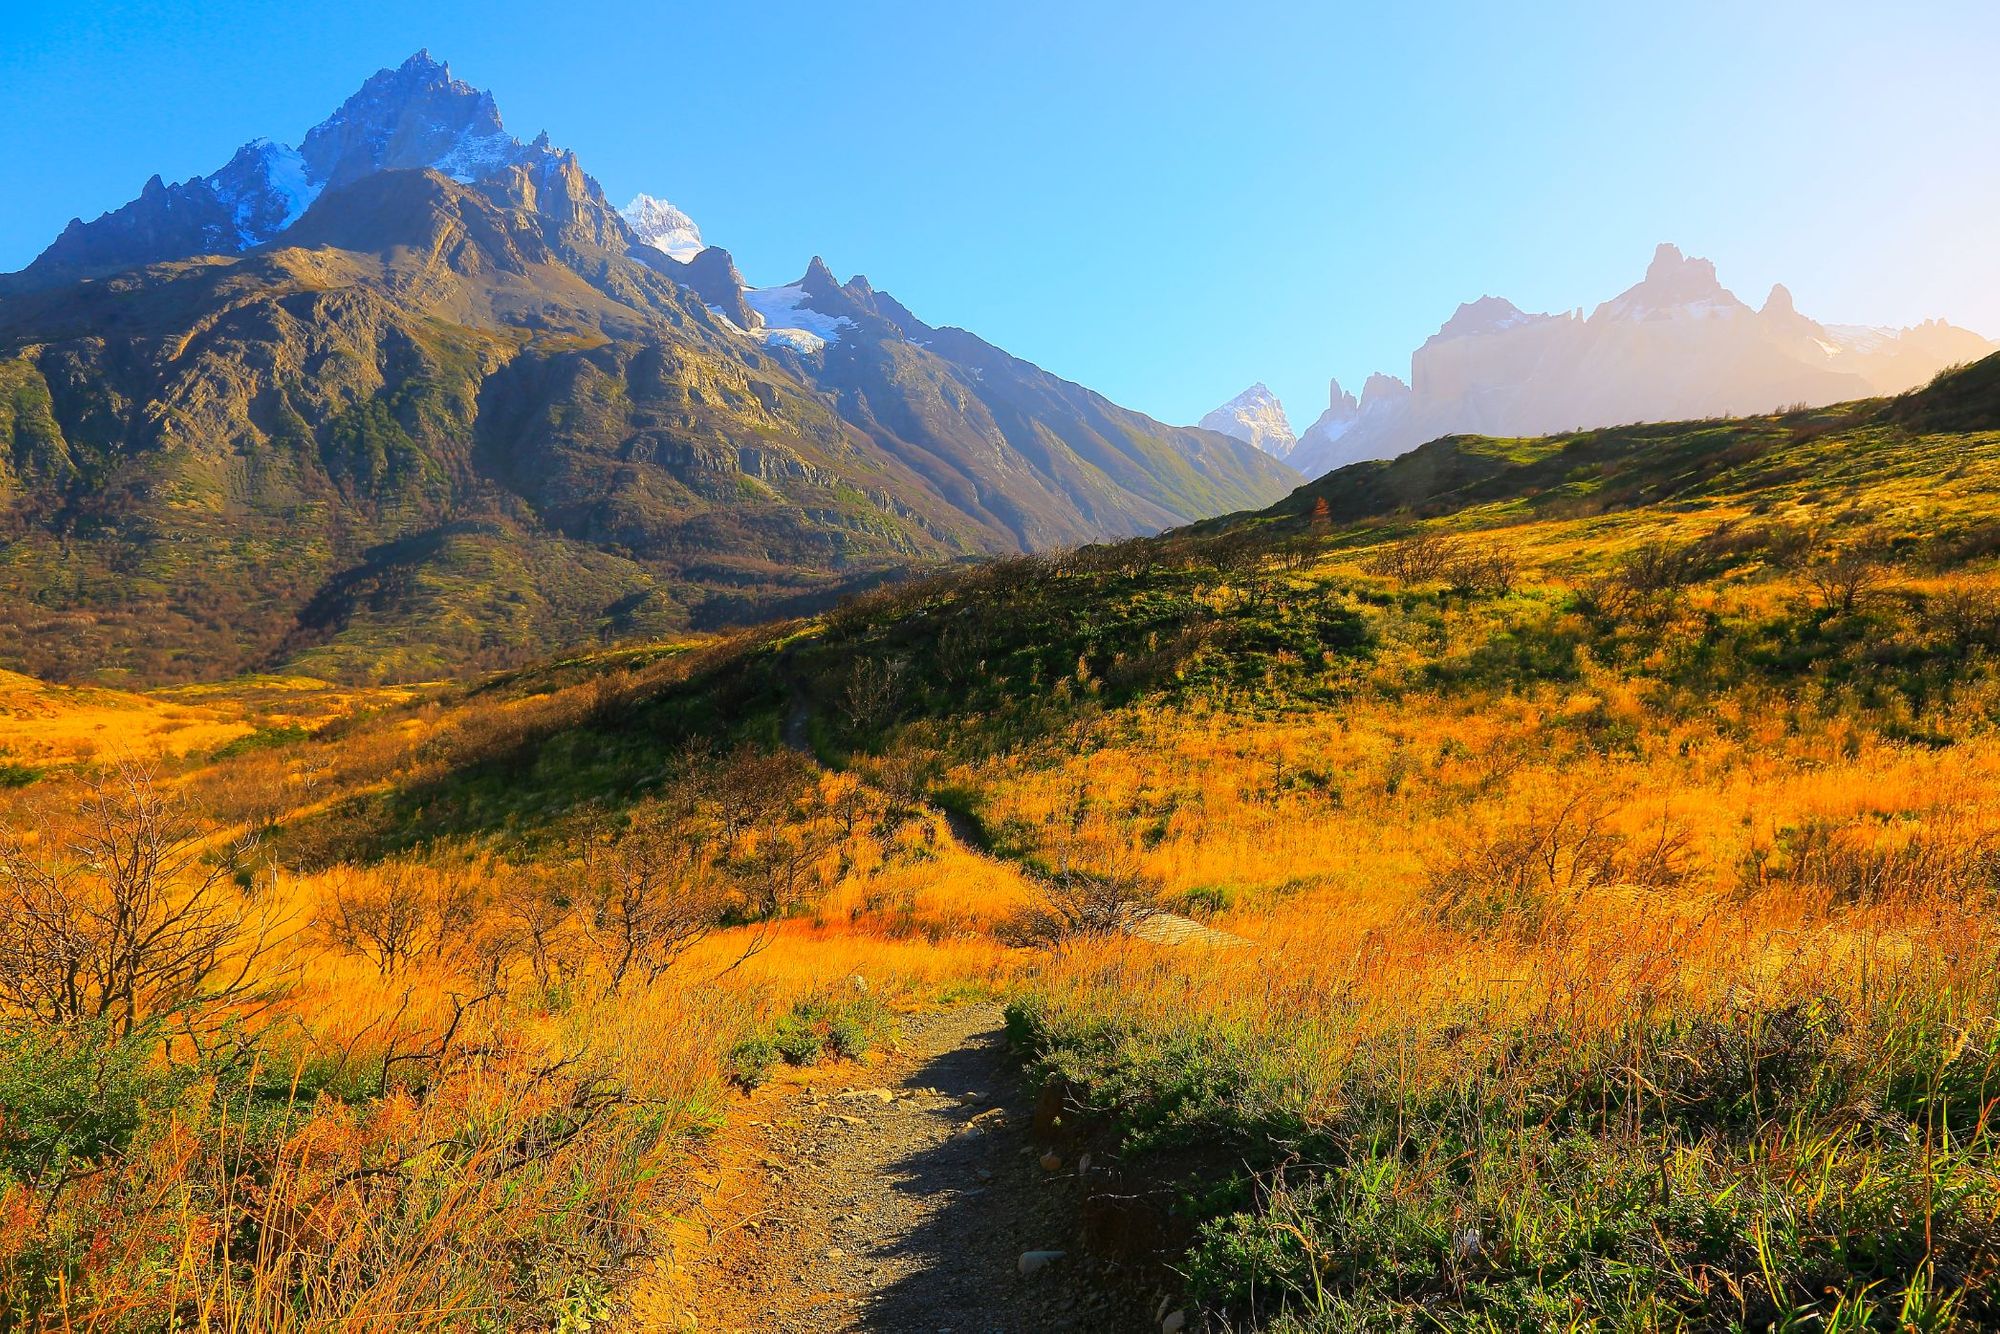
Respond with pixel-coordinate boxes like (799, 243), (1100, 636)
(0, 1018), (175, 1188)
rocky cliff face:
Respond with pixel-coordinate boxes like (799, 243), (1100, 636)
(1285, 244), (1995, 478)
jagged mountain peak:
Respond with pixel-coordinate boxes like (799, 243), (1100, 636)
(1278, 242), (1994, 480)
(800, 256), (843, 296)
(1596, 242), (1747, 321)
(1200, 383), (1296, 458)
(296, 51), (543, 192)
(1361, 372), (1412, 404)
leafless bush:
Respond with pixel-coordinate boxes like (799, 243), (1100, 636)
(1778, 815), (2000, 908)
(1746, 520), (1820, 569)
(1588, 540), (1711, 624)
(1364, 534), (1516, 593)
(582, 811), (728, 993)
(0, 766), (270, 1034)
(1922, 520), (2000, 571)
(1272, 535), (1322, 574)
(1803, 548), (1887, 616)
(727, 811), (845, 921)
(317, 860), (481, 977)
(1011, 859), (1164, 945)
(1442, 545), (1518, 594)
(711, 747), (814, 842)
(1923, 585), (2000, 651)
(1425, 793), (1689, 943)
(496, 865), (583, 993)
(842, 655), (910, 734)
(1364, 533), (1460, 583)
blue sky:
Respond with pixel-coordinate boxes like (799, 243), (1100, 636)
(3, 0), (1995, 428)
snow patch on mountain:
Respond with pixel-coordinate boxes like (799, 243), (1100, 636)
(1821, 324), (1895, 356)
(258, 143), (319, 228)
(433, 128), (526, 184)
(620, 194), (705, 262)
(204, 140), (325, 248)
(741, 284), (853, 353)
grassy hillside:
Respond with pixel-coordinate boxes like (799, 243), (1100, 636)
(5, 357), (2000, 1329)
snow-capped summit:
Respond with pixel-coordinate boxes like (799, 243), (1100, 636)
(621, 194), (705, 262)
(1199, 384), (1296, 458)
(21, 50), (566, 283)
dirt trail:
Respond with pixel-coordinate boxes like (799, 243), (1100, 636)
(646, 1003), (1155, 1333)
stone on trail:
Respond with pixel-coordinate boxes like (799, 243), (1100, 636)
(1017, 1250), (1066, 1276)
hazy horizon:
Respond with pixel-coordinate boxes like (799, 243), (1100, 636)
(4, 0), (1994, 428)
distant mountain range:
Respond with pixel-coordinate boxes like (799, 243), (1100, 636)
(1202, 244), (1995, 477)
(0, 52), (1295, 683)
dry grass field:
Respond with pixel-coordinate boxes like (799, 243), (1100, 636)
(5, 361), (2000, 1329)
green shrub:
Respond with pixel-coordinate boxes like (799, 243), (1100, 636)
(771, 1012), (824, 1066)
(737, 990), (897, 1083)
(1172, 883), (1234, 918)
(728, 1034), (780, 1090)
(0, 1018), (175, 1188)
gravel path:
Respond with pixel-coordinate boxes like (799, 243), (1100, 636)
(663, 1003), (1156, 1333)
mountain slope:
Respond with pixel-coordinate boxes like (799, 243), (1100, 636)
(0, 54), (1293, 684)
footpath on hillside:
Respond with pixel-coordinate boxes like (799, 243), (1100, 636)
(633, 1002), (1164, 1333)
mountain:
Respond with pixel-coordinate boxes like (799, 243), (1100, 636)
(1199, 384), (1296, 458)
(0, 53), (1295, 685)
(620, 194), (704, 262)
(1287, 243), (1995, 477)
(11, 52), (562, 289)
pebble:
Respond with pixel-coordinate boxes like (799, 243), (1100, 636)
(1017, 1249), (1066, 1276)
(1038, 1151), (1063, 1172)
(1162, 1310), (1188, 1333)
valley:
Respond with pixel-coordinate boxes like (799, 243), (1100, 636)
(5, 356), (2000, 1327)
(4, 21), (2000, 1333)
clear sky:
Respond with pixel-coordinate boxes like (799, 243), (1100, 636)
(3, 0), (1995, 428)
